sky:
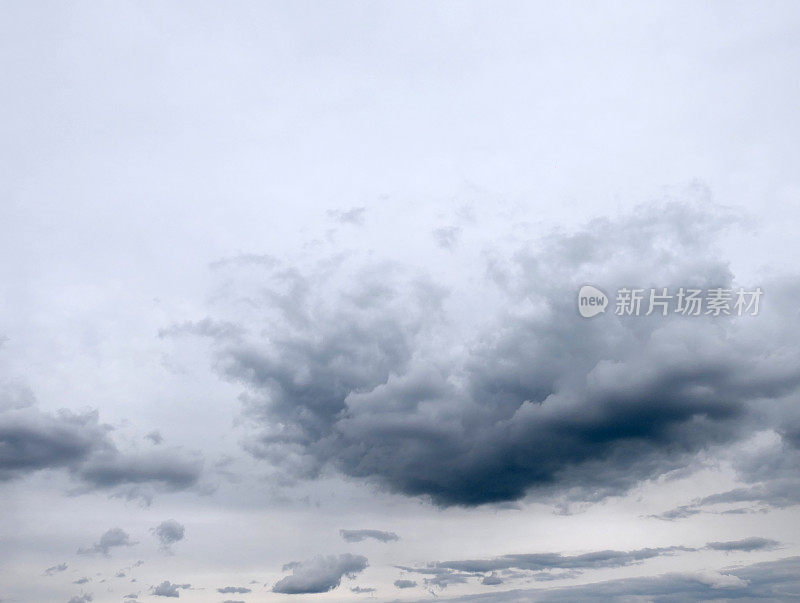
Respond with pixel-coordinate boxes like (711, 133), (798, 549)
(2, 2), (800, 602)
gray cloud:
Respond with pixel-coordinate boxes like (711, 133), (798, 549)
(0, 389), (202, 500)
(706, 536), (780, 552)
(340, 529), (399, 543)
(0, 406), (108, 481)
(202, 203), (800, 507)
(272, 554), (368, 594)
(209, 253), (278, 270)
(432, 226), (461, 249)
(75, 450), (202, 500)
(152, 520), (186, 553)
(432, 546), (695, 574)
(351, 586), (376, 593)
(399, 538), (774, 589)
(73, 578), (90, 585)
(654, 432), (800, 518)
(158, 318), (244, 340)
(145, 431), (163, 445)
(648, 504), (703, 521)
(151, 581), (190, 597)
(67, 595), (92, 603)
(327, 207), (366, 225)
(77, 528), (137, 557)
(216, 586), (250, 594)
(395, 566), (473, 589)
(420, 556), (800, 602)
(44, 562), (68, 576)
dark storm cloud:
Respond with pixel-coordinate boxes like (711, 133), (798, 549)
(423, 556), (800, 602)
(706, 536), (779, 552)
(77, 528), (137, 557)
(151, 581), (190, 597)
(340, 529), (399, 543)
(205, 203), (800, 506)
(272, 554), (368, 594)
(0, 388), (202, 498)
(152, 520), (186, 553)
(216, 586), (250, 594)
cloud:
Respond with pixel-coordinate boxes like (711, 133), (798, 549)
(202, 202), (800, 507)
(0, 406), (108, 481)
(394, 579), (417, 589)
(649, 504), (703, 521)
(216, 586), (251, 594)
(706, 536), (780, 552)
(73, 577), (90, 584)
(430, 546), (695, 574)
(151, 581), (190, 597)
(209, 253), (278, 270)
(145, 431), (163, 445)
(77, 528), (137, 557)
(340, 529), (399, 543)
(432, 226), (461, 249)
(0, 388), (202, 500)
(272, 554), (368, 594)
(44, 562), (68, 576)
(152, 520), (186, 553)
(399, 538), (774, 589)
(76, 450), (202, 495)
(351, 586), (376, 593)
(67, 596), (92, 603)
(653, 432), (800, 518)
(158, 318), (244, 340)
(327, 207), (366, 225)
(417, 556), (800, 602)
(395, 566), (472, 589)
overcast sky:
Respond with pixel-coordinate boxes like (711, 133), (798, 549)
(3, 2), (800, 602)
